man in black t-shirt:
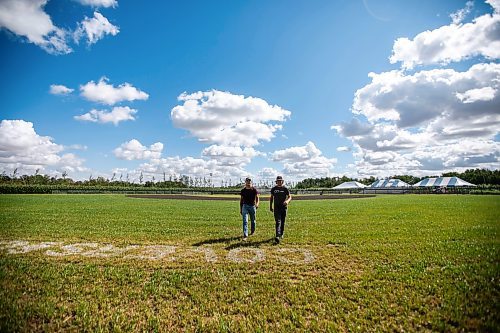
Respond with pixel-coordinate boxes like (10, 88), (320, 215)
(240, 177), (259, 240)
(270, 175), (292, 244)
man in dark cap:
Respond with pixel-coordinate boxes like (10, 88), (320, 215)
(270, 175), (292, 244)
(240, 177), (259, 240)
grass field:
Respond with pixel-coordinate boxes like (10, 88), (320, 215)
(0, 194), (498, 332)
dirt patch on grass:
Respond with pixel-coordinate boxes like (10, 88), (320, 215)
(126, 194), (375, 201)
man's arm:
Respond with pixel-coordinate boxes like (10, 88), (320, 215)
(255, 190), (259, 208)
(240, 194), (243, 215)
(284, 193), (292, 206)
(269, 194), (274, 212)
(284, 189), (292, 206)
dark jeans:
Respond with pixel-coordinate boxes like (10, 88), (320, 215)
(273, 207), (287, 237)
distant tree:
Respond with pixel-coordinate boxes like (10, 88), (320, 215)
(360, 176), (377, 186)
(457, 168), (500, 185)
(392, 175), (422, 185)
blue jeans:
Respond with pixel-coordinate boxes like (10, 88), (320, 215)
(242, 204), (256, 237)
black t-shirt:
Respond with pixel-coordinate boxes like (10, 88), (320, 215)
(240, 187), (258, 206)
(271, 186), (290, 208)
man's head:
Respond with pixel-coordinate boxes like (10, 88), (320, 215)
(275, 175), (284, 185)
(245, 177), (252, 186)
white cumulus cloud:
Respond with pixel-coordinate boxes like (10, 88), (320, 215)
(456, 86), (496, 103)
(113, 139), (163, 161)
(74, 106), (137, 125)
(333, 63), (500, 176)
(171, 90), (291, 147)
(80, 77), (149, 105)
(0, 0), (120, 55)
(331, 118), (374, 137)
(270, 142), (337, 179)
(272, 141), (323, 162)
(74, 11), (119, 45)
(486, 0), (500, 13)
(257, 167), (280, 180)
(390, 2), (500, 69)
(136, 156), (249, 185)
(75, 0), (118, 8)
(337, 146), (351, 152)
(0, 120), (85, 175)
(202, 145), (263, 166)
(351, 63), (500, 128)
(50, 84), (74, 95)
(0, 0), (72, 54)
(450, 1), (473, 25)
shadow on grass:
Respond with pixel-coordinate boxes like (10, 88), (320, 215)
(224, 238), (276, 250)
(192, 236), (242, 246)
(192, 236), (277, 250)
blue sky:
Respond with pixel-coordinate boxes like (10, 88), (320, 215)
(1, 0), (499, 184)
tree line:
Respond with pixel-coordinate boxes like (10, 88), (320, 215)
(0, 170), (185, 188)
(1, 168), (499, 189)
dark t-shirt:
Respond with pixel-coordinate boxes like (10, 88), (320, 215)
(271, 186), (290, 208)
(240, 187), (258, 206)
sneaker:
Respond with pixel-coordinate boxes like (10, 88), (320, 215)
(250, 230), (255, 236)
(243, 237), (248, 241)
(275, 236), (280, 244)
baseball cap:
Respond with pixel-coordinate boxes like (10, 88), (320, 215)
(245, 177), (252, 182)
(275, 176), (283, 182)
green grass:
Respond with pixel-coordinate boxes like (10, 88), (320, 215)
(0, 194), (498, 332)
